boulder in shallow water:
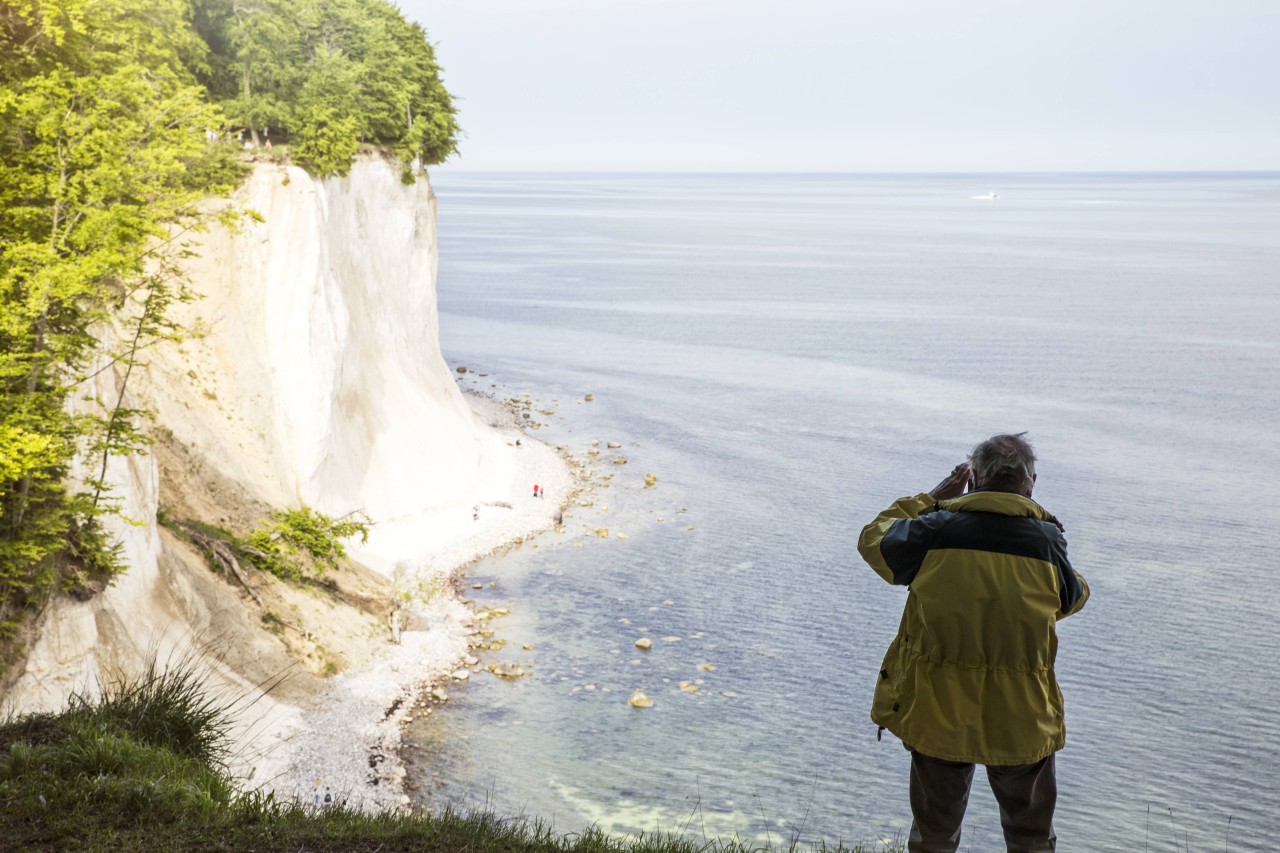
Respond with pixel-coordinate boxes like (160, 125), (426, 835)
(629, 690), (654, 708)
(644, 473), (657, 486)
(635, 637), (653, 650)
(490, 662), (527, 678)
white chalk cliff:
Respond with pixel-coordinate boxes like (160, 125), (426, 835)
(4, 154), (547, 724)
(146, 155), (518, 571)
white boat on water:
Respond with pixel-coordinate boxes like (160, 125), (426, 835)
(971, 191), (1000, 200)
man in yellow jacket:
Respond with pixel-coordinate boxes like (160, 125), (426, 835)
(858, 433), (1088, 853)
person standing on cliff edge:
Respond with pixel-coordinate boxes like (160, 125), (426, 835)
(857, 433), (1089, 853)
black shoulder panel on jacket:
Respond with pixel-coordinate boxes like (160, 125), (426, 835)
(882, 510), (1081, 611)
(879, 512), (946, 586)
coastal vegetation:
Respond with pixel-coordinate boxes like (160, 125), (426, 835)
(0, 0), (248, 651)
(189, 0), (460, 176)
(0, 0), (459, 665)
(0, 663), (906, 852)
(245, 506), (371, 581)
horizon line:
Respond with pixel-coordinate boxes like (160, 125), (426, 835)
(428, 167), (1280, 177)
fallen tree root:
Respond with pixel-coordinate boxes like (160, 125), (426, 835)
(184, 527), (264, 607)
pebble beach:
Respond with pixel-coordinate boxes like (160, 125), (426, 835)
(258, 391), (581, 812)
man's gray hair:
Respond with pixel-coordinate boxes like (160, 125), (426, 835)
(969, 432), (1037, 491)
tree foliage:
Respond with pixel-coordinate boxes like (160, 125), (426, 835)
(190, 0), (461, 176)
(0, 0), (244, 633)
(244, 506), (369, 581)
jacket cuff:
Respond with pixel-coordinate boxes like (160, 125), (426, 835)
(904, 493), (937, 515)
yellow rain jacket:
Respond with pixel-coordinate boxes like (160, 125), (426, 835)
(858, 490), (1089, 765)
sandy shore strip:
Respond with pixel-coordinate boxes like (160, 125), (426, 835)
(253, 391), (582, 812)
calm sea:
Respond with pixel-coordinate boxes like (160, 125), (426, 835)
(405, 173), (1280, 852)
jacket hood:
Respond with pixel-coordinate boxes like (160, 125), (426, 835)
(937, 490), (1062, 529)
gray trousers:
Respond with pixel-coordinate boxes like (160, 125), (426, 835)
(908, 751), (1057, 853)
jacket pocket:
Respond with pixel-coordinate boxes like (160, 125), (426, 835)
(872, 637), (911, 725)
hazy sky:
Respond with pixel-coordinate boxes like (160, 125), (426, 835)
(395, 0), (1279, 172)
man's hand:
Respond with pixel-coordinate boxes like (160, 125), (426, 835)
(929, 463), (972, 501)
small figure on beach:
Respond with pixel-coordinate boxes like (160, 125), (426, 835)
(857, 433), (1089, 852)
(472, 505), (479, 521)
(533, 484), (541, 498)
(323, 787), (332, 807)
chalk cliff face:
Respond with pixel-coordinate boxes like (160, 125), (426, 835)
(145, 155), (515, 570)
(4, 155), (525, 716)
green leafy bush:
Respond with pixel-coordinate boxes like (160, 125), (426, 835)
(392, 562), (444, 608)
(245, 507), (369, 581)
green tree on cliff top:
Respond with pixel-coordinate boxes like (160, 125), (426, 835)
(190, 0), (461, 175)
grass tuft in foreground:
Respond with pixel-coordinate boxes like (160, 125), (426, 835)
(1, 662), (903, 852)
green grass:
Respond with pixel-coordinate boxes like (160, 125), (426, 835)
(0, 663), (904, 853)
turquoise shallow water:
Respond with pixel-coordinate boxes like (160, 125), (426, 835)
(403, 172), (1280, 852)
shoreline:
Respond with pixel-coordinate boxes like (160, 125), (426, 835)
(253, 390), (583, 811)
